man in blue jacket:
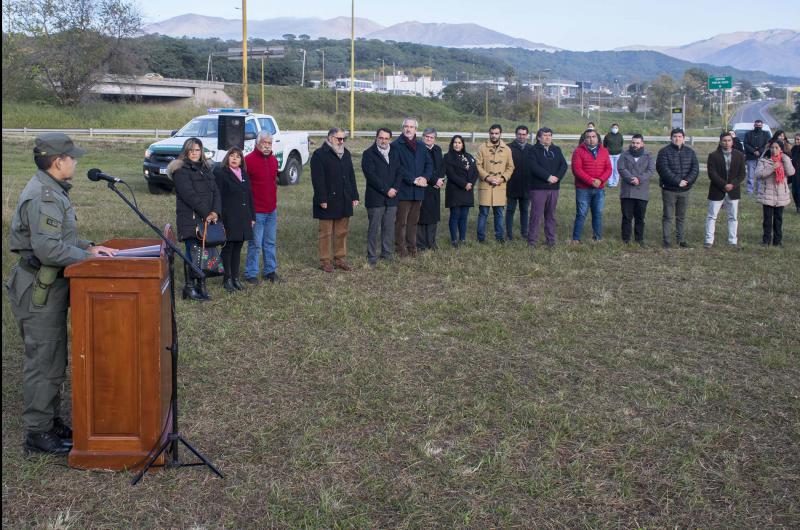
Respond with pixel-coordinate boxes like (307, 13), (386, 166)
(392, 118), (433, 258)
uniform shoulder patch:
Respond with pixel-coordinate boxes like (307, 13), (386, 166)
(38, 212), (62, 234)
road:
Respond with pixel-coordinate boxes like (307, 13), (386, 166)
(730, 99), (781, 129)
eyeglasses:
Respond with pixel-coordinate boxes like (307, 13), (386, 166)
(333, 136), (346, 142)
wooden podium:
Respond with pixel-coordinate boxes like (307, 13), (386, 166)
(65, 228), (174, 471)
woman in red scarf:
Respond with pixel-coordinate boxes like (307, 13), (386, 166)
(755, 140), (795, 246)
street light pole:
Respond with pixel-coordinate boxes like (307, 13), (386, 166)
(316, 49), (325, 89)
(241, 0), (248, 108)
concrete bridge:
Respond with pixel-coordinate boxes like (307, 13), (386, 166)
(90, 75), (234, 106)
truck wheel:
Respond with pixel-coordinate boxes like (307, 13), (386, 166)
(279, 156), (302, 186)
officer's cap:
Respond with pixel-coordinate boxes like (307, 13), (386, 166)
(34, 133), (86, 158)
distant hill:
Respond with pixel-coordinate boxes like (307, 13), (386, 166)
(367, 22), (558, 52)
(615, 29), (800, 77)
(471, 48), (799, 85)
(143, 14), (558, 51)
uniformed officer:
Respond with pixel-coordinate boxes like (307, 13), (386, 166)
(6, 133), (118, 455)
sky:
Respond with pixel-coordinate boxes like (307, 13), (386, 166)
(134, 0), (799, 51)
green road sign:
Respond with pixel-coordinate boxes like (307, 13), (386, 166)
(708, 76), (733, 90)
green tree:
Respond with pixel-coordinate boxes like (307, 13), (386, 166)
(788, 99), (800, 129)
(648, 74), (678, 117)
(5, 0), (141, 105)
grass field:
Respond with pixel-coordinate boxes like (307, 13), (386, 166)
(2, 85), (713, 136)
(2, 135), (798, 528)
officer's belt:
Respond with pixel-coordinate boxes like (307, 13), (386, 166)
(17, 257), (65, 278)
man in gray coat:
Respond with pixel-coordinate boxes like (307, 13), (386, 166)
(617, 134), (655, 245)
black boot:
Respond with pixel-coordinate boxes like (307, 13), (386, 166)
(182, 263), (205, 301)
(25, 431), (71, 455)
(222, 277), (236, 293)
(52, 417), (73, 447)
(231, 278), (245, 290)
(197, 278), (211, 300)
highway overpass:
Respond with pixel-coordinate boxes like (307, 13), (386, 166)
(90, 75), (234, 106)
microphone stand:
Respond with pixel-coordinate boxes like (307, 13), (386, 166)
(95, 180), (223, 485)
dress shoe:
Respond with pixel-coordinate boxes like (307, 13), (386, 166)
(222, 278), (236, 293)
(265, 272), (283, 283)
(321, 263), (334, 273)
(409, 248), (418, 258)
(25, 431), (70, 455)
(334, 260), (352, 271)
(232, 278), (245, 290)
(679, 241), (691, 249)
(245, 276), (260, 285)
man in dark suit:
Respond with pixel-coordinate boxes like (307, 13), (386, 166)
(704, 131), (746, 248)
(361, 128), (401, 266)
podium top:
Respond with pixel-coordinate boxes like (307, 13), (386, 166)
(65, 237), (168, 279)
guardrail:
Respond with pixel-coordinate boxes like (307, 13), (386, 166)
(3, 128), (722, 144)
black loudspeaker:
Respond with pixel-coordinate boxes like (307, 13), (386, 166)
(218, 115), (245, 151)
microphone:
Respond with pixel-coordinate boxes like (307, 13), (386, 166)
(87, 168), (123, 183)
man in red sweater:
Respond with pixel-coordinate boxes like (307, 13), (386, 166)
(571, 129), (611, 242)
(244, 132), (281, 283)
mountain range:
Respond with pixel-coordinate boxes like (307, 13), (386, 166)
(143, 15), (798, 77)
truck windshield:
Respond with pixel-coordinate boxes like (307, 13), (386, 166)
(177, 118), (218, 138)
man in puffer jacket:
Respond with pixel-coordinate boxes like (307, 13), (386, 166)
(656, 128), (699, 248)
(570, 129), (611, 243)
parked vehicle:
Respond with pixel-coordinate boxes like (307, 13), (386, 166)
(143, 108), (310, 194)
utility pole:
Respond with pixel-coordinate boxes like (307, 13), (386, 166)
(536, 69), (550, 133)
(299, 49), (307, 86)
(317, 49), (325, 89)
(485, 87), (489, 124)
(260, 56), (265, 113)
(241, 0), (248, 108)
(349, 0), (355, 136)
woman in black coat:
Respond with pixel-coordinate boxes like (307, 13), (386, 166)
(171, 137), (221, 301)
(214, 147), (255, 293)
(444, 135), (478, 247)
(417, 128), (445, 250)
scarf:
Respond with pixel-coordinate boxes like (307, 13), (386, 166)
(230, 166), (243, 181)
(377, 142), (390, 164)
(629, 146), (644, 158)
(405, 135), (417, 152)
(772, 152), (785, 184)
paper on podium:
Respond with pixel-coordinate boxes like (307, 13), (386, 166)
(114, 244), (162, 257)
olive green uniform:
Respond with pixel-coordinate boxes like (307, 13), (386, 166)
(6, 170), (92, 433)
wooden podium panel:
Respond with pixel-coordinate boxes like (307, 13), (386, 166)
(65, 231), (173, 470)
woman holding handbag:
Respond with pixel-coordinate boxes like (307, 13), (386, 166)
(214, 147), (255, 293)
(170, 137), (222, 301)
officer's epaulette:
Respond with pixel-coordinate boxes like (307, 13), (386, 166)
(41, 187), (55, 202)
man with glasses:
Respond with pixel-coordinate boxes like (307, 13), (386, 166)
(244, 132), (281, 283)
(7, 133), (117, 455)
(392, 117), (432, 258)
(311, 128), (359, 272)
(361, 128), (401, 266)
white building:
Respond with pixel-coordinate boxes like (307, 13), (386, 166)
(377, 75), (445, 97)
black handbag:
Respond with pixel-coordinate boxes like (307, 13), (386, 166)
(195, 218), (226, 246)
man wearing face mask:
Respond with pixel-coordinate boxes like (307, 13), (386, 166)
(476, 124), (515, 243)
(744, 120), (771, 195)
(603, 123), (624, 187)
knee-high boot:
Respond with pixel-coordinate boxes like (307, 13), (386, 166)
(182, 261), (205, 301)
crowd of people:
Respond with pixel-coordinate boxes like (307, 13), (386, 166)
(169, 119), (798, 301)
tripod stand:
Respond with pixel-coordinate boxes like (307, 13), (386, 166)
(92, 179), (223, 484)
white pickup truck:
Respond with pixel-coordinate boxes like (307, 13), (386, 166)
(143, 109), (310, 194)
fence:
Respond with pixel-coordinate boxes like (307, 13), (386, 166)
(2, 128), (722, 145)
